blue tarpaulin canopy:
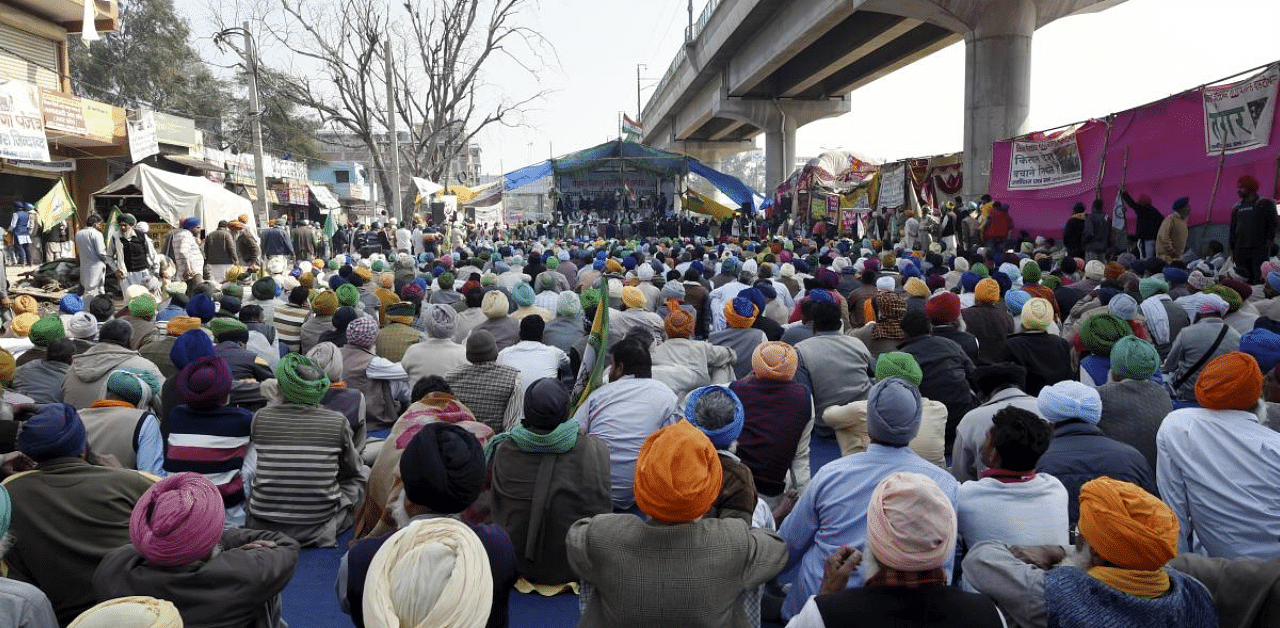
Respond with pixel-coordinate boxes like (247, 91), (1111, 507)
(502, 139), (760, 211)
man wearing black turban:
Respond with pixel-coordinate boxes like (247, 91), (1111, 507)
(338, 423), (517, 628)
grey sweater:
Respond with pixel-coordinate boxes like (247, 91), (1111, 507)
(1162, 319), (1240, 401)
(1096, 379), (1172, 472)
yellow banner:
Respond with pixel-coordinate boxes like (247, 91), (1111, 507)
(35, 178), (75, 227)
(683, 189), (737, 221)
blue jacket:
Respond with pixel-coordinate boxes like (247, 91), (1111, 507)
(1038, 420), (1155, 527)
(260, 227), (293, 256)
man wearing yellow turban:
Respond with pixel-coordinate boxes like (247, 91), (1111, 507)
(964, 477), (1216, 628)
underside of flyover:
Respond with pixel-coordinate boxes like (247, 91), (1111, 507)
(678, 11), (959, 145)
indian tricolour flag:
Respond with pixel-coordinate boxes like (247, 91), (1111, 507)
(622, 113), (644, 137)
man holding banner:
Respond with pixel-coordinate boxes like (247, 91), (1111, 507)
(1229, 174), (1277, 284)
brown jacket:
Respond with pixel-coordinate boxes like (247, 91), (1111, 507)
(1157, 212), (1188, 262)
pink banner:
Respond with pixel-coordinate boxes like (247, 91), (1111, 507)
(991, 73), (1280, 242)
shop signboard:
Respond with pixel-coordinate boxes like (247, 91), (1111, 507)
(0, 80), (50, 161)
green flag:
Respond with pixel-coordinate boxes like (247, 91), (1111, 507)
(323, 210), (336, 239)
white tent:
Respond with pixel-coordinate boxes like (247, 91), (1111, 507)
(93, 163), (257, 232)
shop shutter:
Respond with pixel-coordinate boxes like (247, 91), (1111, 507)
(0, 24), (59, 91)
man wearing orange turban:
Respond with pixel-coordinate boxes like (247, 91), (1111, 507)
(1158, 351), (1280, 560)
(964, 477), (1216, 628)
(567, 420), (787, 627)
(730, 341), (814, 500)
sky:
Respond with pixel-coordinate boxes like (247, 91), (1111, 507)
(185, 0), (1280, 182)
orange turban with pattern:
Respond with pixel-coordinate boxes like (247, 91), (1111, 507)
(664, 307), (694, 339)
(633, 420), (722, 523)
(12, 295), (36, 315)
(166, 316), (202, 336)
(10, 312), (37, 337)
(1078, 477), (1178, 571)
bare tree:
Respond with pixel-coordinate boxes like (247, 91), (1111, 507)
(213, 0), (551, 220)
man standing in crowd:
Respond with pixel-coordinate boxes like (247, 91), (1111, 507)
(1229, 174), (1276, 284)
(1121, 188), (1166, 259)
(203, 220), (239, 283)
(112, 213), (156, 296)
(261, 218), (293, 269)
(1157, 197), (1190, 262)
(231, 215), (261, 270)
(9, 201), (32, 266)
(75, 213), (111, 297)
(171, 216), (205, 291)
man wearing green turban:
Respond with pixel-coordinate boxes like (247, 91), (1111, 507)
(17, 316), (64, 367)
(119, 294), (159, 350)
(246, 352), (363, 548)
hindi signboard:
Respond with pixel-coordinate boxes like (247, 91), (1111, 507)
(0, 80), (50, 162)
(878, 162), (906, 208)
(1203, 63), (1279, 155)
(127, 109), (159, 162)
(1007, 131), (1083, 190)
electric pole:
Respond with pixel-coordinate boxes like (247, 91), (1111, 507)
(385, 38), (404, 225)
(243, 22), (269, 225)
(636, 64), (645, 122)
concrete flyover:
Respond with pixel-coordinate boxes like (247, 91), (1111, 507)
(641, 0), (1129, 196)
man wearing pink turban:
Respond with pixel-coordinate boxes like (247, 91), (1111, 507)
(786, 472), (1003, 627)
(93, 473), (300, 628)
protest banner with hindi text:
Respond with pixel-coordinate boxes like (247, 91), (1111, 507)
(1008, 131), (1083, 190)
(1203, 63), (1279, 155)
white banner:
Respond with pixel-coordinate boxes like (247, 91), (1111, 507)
(127, 109), (159, 162)
(0, 80), (50, 162)
(1007, 132), (1083, 190)
(877, 162), (905, 209)
(1203, 63), (1279, 155)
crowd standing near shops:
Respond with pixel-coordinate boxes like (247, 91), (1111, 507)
(1, 178), (1280, 628)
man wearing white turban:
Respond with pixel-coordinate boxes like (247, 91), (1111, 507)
(361, 518), (493, 628)
(68, 596), (183, 628)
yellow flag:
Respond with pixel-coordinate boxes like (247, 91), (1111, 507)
(35, 179), (76, 227)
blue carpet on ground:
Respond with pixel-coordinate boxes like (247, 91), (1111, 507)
(282, 432), (842, 627)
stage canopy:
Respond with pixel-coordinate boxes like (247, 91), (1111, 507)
(503, 139), (760, 211)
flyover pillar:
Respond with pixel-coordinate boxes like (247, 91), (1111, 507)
(716, 98), (850, 189)
(963, 0), (1035, 197)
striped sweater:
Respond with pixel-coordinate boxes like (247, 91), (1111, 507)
(165, 404), (254, 506)
(249, 403), (363, 525)
(272, 303), (311, 351)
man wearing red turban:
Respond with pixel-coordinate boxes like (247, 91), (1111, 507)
(1229, 173), (1277, 284)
